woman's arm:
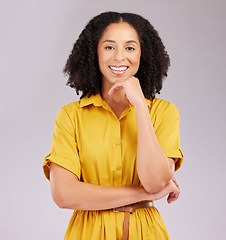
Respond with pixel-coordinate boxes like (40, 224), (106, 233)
(50, 163), (179, 210)
(135, 103), (175, 193)
(109, 77), (175, 193)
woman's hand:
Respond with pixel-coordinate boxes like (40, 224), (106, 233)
(108, 77), (146, 107)
(146, 178), (180, 204)
(167, 177), (180, 204)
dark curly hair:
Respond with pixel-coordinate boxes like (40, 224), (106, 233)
(63, 11), (170, 99)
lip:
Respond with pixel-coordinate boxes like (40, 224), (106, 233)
(109, 65), (129, 75)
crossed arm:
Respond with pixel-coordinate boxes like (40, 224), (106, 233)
(49, 77), (180, 211)
(50, 161), (179, 211)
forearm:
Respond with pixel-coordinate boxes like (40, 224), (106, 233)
(60, 183), (147, 210)
(135, 101), (174, 193)
(50, 163), (148, 210)
(64, 179), (179, 210)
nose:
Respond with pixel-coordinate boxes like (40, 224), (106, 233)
(114, 47), (125, 62)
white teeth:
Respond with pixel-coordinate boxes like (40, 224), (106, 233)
(109, 66), (128, 71)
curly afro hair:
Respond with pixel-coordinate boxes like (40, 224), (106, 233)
(63, 11), (170, 99)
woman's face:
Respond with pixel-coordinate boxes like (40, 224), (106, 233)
(97, 22), (141, 87)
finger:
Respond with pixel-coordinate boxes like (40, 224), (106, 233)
(108, 81), (125, 95)
(108, 85), (124, 95)
(167, 194), (174, 204)
(167, 193), (178, 204)
(167, 186), (180, 204)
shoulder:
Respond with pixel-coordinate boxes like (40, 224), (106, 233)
(146, 98), (180, 125)
(151, 98), (179, 115)
(55, 100), (81, 124)
(146, 97), (179, 112)
(61, 101), (80, 113)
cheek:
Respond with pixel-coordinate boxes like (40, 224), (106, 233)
(132, 55), (141, 67)
(130, 50), (141, 62)
(136, 53), (141, 66)
(98, 55), (110, 75)
(98, 52), (110, 66)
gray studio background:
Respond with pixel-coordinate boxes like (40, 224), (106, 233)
(1, 0), (225, 239)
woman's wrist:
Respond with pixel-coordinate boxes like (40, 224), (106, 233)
(138, 186), (153, 201)
(133, 98), (148, 110)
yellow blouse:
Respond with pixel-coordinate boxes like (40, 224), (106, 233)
(43, 94), (183, 240)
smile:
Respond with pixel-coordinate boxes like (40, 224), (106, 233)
(109, 66), (128, 75)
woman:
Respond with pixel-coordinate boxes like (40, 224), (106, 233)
(43, 11), (183, 240)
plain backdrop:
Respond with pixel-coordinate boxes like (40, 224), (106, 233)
(1, 0), (226, 239)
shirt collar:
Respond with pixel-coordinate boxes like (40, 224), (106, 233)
(79, 94), (103, 108)
(80, 93), (153, 108)
(145, 98), (152, 108)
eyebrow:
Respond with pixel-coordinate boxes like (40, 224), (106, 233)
(102, 40), (139, 45)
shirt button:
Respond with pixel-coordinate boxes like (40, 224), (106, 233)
(115, 142), (121, 146)
(116, 166), (122, 171)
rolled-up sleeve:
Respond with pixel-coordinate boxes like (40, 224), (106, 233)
(154, 102), (183, 171)
(43, 107), (81, 180)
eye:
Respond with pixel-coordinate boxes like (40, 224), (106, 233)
(105, 46), (115, 50)
(126, 46), (136, 51)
